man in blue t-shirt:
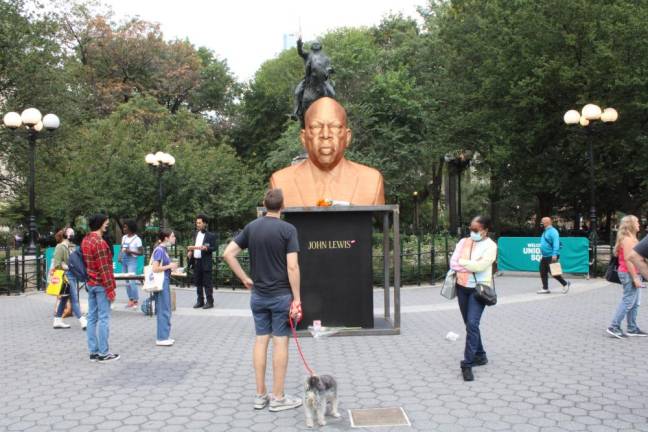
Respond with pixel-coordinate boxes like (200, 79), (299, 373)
(538, 217), (570, 294)
(222, 189), (303, 413)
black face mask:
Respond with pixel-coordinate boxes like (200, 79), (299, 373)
(66, 235), (75, 241)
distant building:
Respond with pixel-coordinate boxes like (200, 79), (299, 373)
(283, 33), (298, 51)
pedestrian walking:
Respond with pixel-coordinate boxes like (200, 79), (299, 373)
(537, 217), (571, 294)
(450, 215), (498, 382)
(52, 227), (86, 330)
(81, 214), (119, 362)
(120, 220), (143, 309)
(222, 189), (303, 411)
(187, 214), (216, 309)
(607, 215), (647, 338)
(151, 229), (177, 346)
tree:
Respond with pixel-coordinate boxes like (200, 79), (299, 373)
(37, 96), (262, 233)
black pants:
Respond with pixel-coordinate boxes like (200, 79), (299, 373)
(193, 258), (213, 304)
(540, 256), (567, 290)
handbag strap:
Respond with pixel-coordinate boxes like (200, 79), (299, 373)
(469, 241), (495, 288)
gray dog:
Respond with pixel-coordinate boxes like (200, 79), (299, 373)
(304, 374), (340, 428)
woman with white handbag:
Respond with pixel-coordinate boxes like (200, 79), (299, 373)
(150, 229), (178, 346)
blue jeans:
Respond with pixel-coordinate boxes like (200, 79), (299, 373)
(456, 284), (487, 367)
(55, 273), (81, 318)
(154, 278), (172, 340)
(87, 285), (111, 355)
(611, 272), (641, 332)
(122, 256), (139, 301)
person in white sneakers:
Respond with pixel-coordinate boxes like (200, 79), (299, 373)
(223, 189), (303, 412)
(52, 227), (87, 330)
(152, 229), (177, 346)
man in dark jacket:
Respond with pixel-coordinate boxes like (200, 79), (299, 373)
(187, 214), (217, 309)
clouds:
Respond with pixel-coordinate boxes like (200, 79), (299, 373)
(107, 0), (422, 81)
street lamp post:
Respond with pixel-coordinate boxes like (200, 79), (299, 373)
(444, 150), (473, 236)
(413, 191), (419, 233)
(3, 109), (60, 254)
(145, 151), (175, 229)
(564, 104), (618, 273)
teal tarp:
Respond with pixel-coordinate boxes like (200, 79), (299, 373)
(45, 245), (144, 275)
(497, 237), (589, 274)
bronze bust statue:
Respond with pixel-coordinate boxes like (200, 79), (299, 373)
(272, 97), (385, 207)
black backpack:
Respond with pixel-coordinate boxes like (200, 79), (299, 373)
(68, 248), (88, 282)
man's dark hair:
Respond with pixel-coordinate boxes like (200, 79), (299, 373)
(88, 214), (109, 231)
(264, 189), (284, 211)
(124, 219), (137, 234)
(196, 214), (209, 224)
(474, 215), (492, 231)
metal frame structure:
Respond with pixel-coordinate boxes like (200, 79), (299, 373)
(266, 205), (401, 337)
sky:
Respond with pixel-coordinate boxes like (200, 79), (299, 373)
(105, 0), (426, 82)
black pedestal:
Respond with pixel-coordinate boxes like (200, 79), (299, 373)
(284, 210), (374, 330)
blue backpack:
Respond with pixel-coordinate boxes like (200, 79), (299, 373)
(68, 248), (88, 282)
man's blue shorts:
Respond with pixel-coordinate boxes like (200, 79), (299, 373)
(250, 291), (292, 336)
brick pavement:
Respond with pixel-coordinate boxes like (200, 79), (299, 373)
(1, 276), (647, 431)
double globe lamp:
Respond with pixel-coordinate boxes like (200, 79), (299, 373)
(3, 108), (60, 254)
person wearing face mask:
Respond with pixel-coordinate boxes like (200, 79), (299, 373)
(52, 227), (87, 330)
(152, 229), (178, 346)
(450, 215), (498, 381)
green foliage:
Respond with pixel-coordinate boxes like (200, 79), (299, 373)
(38, 96), (262, 231)
(2, 0), (648, 238)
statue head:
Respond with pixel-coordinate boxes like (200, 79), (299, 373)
(310, 42), (322, 51)
(300, 97), (351, 171)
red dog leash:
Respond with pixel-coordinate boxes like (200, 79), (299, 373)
(288, 302), (315, 376)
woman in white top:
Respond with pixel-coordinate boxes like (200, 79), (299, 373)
(120, 220), (143, 308)
(450, 215), (498, 382)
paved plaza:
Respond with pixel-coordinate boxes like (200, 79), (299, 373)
(1, 275), (648, 432)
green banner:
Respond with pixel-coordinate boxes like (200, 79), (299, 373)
(45, 246), (144, 275)
(497, 237), (589, 274)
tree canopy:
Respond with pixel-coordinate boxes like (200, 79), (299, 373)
(1, 0), (647, 239)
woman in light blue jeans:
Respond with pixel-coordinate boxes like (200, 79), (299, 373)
(608, 215), (646, 338)
(120, 220), (143, 308)
(152, 229), (178, 346)
(52, 228), (86, 330)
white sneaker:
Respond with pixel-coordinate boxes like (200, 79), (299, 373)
(53, 318), (71, 329)
(79, 316), (87, 330)
(254, 393), (270, 410)
(156, 339), (174, 346)
(536, 289), (550, 294)
(269, 394), (302, 412)
(562, 281), (571, 294)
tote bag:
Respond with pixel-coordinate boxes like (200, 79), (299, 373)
(440, 269), (457, 300)
(142, 252), (165, 293)
(46, 270), (67, 296)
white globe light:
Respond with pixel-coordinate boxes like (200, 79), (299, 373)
(161, 153), (174, 165)
(33, 121), (43, 132)
(145, 153), (157, 164)
(563, 110), (580, 125)
(3, 112), (22, 128)
(42, 113), (60, 130)
(21, 108), (42, 126)
(168, 155), (176, 166)
(579, 116), (590, 127)
(600, 107), (618, 123)
(582, 104), (602, 121)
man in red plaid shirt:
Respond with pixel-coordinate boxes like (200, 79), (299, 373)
(81, 214), (119, 362)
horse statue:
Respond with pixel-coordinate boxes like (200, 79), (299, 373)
(293, 38), (336, 126)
